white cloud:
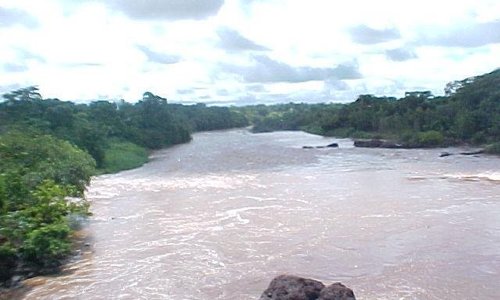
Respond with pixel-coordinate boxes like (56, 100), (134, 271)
(0, 0), (499, 103)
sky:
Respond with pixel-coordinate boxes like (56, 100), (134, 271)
(1, 0), (499, 105)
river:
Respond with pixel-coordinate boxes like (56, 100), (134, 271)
(20, 130), (500, 299)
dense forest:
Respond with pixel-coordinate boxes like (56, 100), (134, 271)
(0, 90), (248, 285)
(238, 69), (500, 150)
(1, 68), (498, 285)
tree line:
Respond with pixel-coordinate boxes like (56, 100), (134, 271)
(237, 68), (499, 149)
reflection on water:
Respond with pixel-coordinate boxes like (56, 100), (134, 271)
(22, 130), (500, 299)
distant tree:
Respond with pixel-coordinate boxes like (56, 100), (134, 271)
(2, 86), (41, 102)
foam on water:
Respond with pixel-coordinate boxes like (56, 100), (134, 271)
(21, 130), (500, 300)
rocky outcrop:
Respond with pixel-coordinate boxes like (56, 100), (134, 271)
(440, 150), (485, 157)
(302, 142), (339, 149)
(440, 152), (452, 157)
(459, 150), (484, 155)
(260, 275), (355, 300)
(354, 139), (405, 148)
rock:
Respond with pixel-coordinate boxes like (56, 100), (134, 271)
(459, 150), (484, 155)
(260, 275), (355, 300)
(354, 139), (405, 149)
(353, 139), (383, 148)
(440, 152), (453, 157)
(302, 143), (339, 149)
(260, 275), (324, 300)
(318, 283), (356, 300)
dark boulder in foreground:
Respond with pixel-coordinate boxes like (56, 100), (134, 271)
(318, 283), (356, 300)
(260, 275), (355, 300)
(326, 143), (339, 148)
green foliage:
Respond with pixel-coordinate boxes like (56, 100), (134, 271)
(1, 89), (248, 171)
(0, 132), (93, 282)
(415, 131), (445, 147)
(21, 223), (71, 268)
(0, 132), (95, 194)
(102, 140), (149, 173)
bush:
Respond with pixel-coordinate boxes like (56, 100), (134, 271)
(21, 223), (71, 269)
(0, 132), (96, 195)
(416, 130), (444, 147)
(0, 132), (94, 282)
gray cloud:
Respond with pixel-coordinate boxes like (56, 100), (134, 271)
(223, 55), (362, 83)
(349, 25), (400, 44)
(217, 89), (230, 96)
(385, 48), (418, 61)
(419, 20), (500, 47)
(104, 0), (224, 20)
(137, 46), (181, 64)
(177, 89), (195, 95)
(246, 84), (266, 92)
(0, 7), (38, 28)
(217, 27), (268, 52)
(16, 49), (46, 63)
(3, 63), (29, 73)
(325, 79), (350, 91)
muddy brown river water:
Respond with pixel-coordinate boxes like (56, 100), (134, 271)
(20, 130), (500, 299)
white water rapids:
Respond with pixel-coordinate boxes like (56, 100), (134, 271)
(21, 130), (500, 299)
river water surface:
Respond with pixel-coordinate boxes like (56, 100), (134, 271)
(22, 130), (500, 299)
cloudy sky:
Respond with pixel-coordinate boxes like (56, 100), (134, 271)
(1, 0), (499, 104)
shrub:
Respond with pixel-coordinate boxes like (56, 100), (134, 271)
(21, 223), (71, 269)
(417, 130), (444, 147)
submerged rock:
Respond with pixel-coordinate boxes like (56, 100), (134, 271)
(302, 142), (339, 149)
(326, 143), (339, 148)
(260, 275), (355, 300)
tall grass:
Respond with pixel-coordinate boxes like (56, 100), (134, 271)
(101, 140), (149, 173)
